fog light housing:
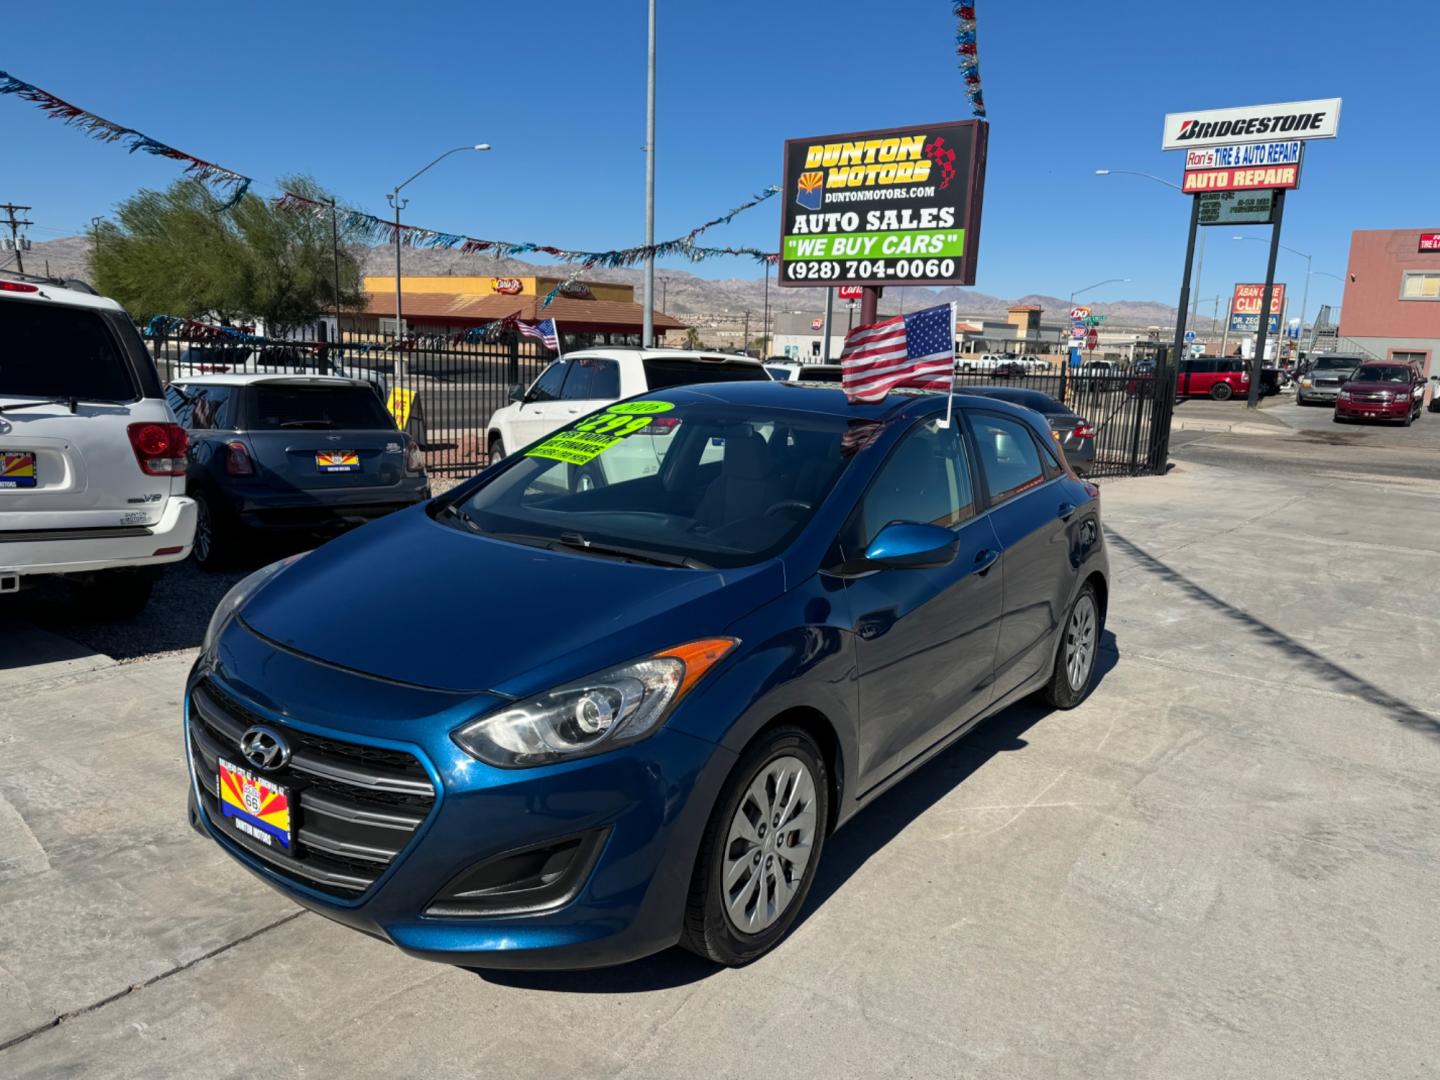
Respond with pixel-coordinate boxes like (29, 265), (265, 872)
(424, 829), (610, 917)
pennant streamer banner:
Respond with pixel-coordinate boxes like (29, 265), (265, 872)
(953, 3), (986, 118)
(0, 70), (253, 204)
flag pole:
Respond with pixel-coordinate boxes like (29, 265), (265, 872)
(553, 320), (563, 359)
(939, 301), (957, 429)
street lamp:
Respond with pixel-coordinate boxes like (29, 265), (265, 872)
(1096, 168), (1206, 334)
(387, 144), (491, 349)
(1233, 234), (1323, 359)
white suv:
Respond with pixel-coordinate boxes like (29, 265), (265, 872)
(486, 349), (769, 462)
(0, 278), (196, 616)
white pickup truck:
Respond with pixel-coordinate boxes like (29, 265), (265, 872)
(0, 277), (195, 616)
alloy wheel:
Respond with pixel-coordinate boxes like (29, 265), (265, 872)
(721, 755), (818, 935)
(1066, 594), (1097, 690)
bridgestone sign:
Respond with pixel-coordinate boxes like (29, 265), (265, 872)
(1161, 98), (1341, 151)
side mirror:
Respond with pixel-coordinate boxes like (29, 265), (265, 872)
(509, 383), (526, 403)
(861, 522), (960, 571)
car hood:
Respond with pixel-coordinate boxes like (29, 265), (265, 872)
(1343, 380), (1407, 393)
(239, 507), (784, 696)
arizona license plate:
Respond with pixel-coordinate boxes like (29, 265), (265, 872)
(0, 451), (37, 488)
(218, 758), (293, 850)
(316, 451), (360, 473)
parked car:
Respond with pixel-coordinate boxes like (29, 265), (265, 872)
(1176, 356), (1250, 400)
(764, 362), (801, 381)
(1430, 373), (1440, 414)
(1333, 361), (1426, 425)
(0, 277), (195, 615)
(185, 380), (1108, 970)
(961, 385), (1097, 475)
(166, 374), (429, 567)
(959, 353), (1007, 374)
(1019, 354), (1048, 373)
(485, 349), (769, 464)
(765, 362), (844, 384)
(992, 360), (1028, 379)
(1295, 354), (1362, 406)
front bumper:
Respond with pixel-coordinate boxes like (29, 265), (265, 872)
(185, 623), (735, 970)
(0, 496), (195, 576)
(1298, 385), (1342, 402)
(1335, 397), (1409, 420)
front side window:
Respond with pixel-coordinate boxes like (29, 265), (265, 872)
(851, 419), (974, 548)
(971, 412), (1046, 504)
(0, 301), (138, 401)
(528, 362), (569, 402)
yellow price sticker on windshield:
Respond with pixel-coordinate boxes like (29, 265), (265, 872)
(527, 430), (625, 466)
(526, 403), (674, 465)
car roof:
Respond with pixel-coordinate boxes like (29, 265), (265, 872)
(0, 278), (125, 312)
(558, 348), (765, 368)
(169, 373), (371, 388)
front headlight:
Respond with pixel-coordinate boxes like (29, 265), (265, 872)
(453, 638), (737, 767)
(1338, 391), (1352, 401)
(1299, 377), (1313, 387)
(202, 552), (308, 653)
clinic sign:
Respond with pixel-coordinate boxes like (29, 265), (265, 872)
(779, 120), (988, 289)
(1229, 282), (1287, 333)
(1162, 98), (1341, 151)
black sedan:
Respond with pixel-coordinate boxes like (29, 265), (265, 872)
(960, 386), (1096, 475)
(165, 375), (430, 567)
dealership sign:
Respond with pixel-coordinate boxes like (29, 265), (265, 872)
(1162, 98), (1341, 151)
(1230, 282), (1286, 333)
(780, 120), (988, 289)
(1197, 191), (1276, 226)
(1420, 233), (1440, 252)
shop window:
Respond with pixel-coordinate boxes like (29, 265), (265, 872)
(1400, 272), (1440, 300)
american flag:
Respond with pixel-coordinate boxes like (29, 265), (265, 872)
(518, 318), (560, 351)
(839, 303), (954, 403)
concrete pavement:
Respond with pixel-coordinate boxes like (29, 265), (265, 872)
(2, 446), (1439, 1078)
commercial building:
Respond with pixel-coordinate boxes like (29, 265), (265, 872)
(768, 301), (1074, 361)
(1337, 229), (1440, 372)
(356, 275), (686, 348)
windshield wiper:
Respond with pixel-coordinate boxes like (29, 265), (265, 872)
(437, 503), (488, 535)
(553, 532), (710, 569)
(0, 396), (79, 414)
(280, 419), (335, 428)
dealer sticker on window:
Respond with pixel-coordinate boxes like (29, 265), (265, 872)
(526, 401), (674, 466)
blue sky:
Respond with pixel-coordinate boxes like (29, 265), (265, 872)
(2, 0), (1435, 313)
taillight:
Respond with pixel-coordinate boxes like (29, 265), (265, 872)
(635, 417), (680, 436)
(1073, 422), (1096, 439)
(225, 440), (254, 476)
(126, 423), (188, 476)
(0, 281), (40, 293)
(405, 439), (425, 474)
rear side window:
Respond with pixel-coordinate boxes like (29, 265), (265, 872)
(247, 386), (395, 431)
(561, 357), (621, 400)
(970, 412), (1046, 504)
(0, 301), (138, 401)
(642, 357), (770, 390)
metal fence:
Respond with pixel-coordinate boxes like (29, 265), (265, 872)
(148, 323), (1176, 481)
(948, 346), (1177, 479)
(149, 323), (552, 475)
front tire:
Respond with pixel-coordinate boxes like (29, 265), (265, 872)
(1040, 584), (1102, 709)
(682, 727), (829, 967)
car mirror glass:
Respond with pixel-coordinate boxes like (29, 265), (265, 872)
(509, 383), (526, 403)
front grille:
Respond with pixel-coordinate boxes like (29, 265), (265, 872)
(188, 678), (436, 899)
(1353, 392), (1392, 403)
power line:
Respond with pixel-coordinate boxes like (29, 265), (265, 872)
(0, 203), (35, 274)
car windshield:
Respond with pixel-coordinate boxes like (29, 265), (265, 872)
(448, 400), (860, 568)
(1313, 356), (1360, 372)
(1352, 366), (1409, 383)
(249, 385), (394, 430)
(0, 300), (138, 401)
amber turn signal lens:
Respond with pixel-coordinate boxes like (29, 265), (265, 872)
(654, 638), (738, 702)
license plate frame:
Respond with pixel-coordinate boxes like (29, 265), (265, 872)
(0, 451), (37, 489)
(217, 757), (293, 850)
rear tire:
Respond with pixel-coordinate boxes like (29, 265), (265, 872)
(78, 568), (155, 620)
(488, 435), (506, 465)
(1210, 382), (1233, 401)
(681, 726), (829, 967)
(191, 492), (236, 570)
(1040, 584), (1102, 710)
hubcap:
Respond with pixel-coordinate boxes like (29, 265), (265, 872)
(1066, 594), (1097, 691)
(721, 755), (818, 935)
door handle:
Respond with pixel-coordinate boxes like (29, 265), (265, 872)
(1057, 502), (1077, 520)
(973, 548), (999, 575)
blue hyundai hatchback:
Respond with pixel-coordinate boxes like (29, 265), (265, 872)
(185, 380), (1107, 969)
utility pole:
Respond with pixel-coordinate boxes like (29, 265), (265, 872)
(743, 310), (750, 356)
(762, 262), (770, 357)
(642, 0), (657, 347)
(1, 204), (34, 275)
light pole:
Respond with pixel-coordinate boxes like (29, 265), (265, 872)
(387, 144), (491, 350)
(642, 0), (657, 347)
(1233, 234), (1323, 362)
(1095, 168), (1206, 334)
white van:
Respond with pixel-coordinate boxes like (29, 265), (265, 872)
(0, 278), (195, 615)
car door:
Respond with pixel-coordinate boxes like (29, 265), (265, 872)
(967, 409), (1076, 700)
(844, 417), (1004, 791)
(508, 361), (571, 447)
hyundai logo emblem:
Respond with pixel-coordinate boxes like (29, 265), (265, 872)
(239, 725), (291, 771)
